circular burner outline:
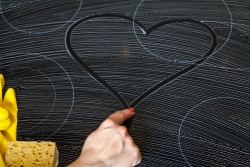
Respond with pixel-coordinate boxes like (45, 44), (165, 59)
(133, 0), (233, 66)
(5, 53), (74, 139)
(39, 54), (74, 140)
(0, 0), (82, 35)
(178, 96), (250, 167)
(8, 67), (56, 132)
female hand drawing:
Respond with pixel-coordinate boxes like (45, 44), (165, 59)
(68, 108), (142, 167)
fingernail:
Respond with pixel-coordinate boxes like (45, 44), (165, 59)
(128, 108), (134, 112)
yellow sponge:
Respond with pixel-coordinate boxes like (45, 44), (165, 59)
(5, 141), (59, 167)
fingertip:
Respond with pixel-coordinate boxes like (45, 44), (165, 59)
(125, 108), (135, 118)
(128, 108), (135, 113)
(106, 109), (135, 125)
(124, 108), (135, 117)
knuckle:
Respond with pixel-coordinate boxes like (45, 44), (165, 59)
(134, 146), (141, 156)
(125, 135), (134, 143)
(101, 118), (115, 127)
(118, 126), (128, 135)
(132, 146), (142, 159)
(120, 111), (126, 119)
(117, 110), (126, 120)
(131, 151), (141, 165)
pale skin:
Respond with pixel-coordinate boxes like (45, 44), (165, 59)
(68, 108), (142, 167)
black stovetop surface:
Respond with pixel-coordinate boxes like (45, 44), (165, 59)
(1, 0), (249, 166)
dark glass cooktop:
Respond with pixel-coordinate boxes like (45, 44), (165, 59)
(1, 0), (249, 166)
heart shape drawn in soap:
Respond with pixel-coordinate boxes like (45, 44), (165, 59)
(65, 13), (217, 109)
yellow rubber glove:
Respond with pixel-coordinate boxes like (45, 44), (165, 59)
(0, 74), (18, 166)
(0, 132), (8, 167)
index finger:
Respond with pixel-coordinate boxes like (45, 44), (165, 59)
(105, 108), (135, 126)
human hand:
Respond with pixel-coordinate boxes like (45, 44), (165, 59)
(68, 108), (142, 167)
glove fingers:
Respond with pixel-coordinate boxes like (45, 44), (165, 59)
(0, 107), (9, 120)
(2, 88), (18, 141)
(3, 88), (18, 113)
(0, 118), (11, 131)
